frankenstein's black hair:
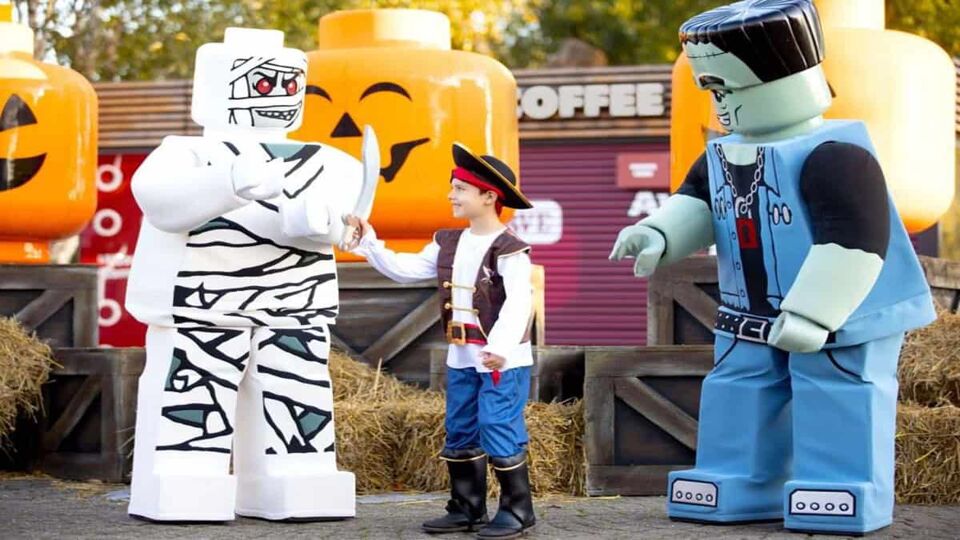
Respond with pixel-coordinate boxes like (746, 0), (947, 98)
(680, 0), (824, 83)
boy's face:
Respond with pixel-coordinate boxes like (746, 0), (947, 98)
(448, 178), (497, 220)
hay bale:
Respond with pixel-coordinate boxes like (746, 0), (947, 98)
(896, 403), (960, 504)
(329, 349), (586, 496)
(333, 401), (397, 493)
(527, 400), (586, 496)
(0, 317), (56, 445)
(390, 395), (448, 493)
(899, 310), (960, 407)
(329, 350), (420, 403)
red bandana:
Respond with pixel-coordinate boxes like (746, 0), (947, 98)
(451, 166), (505, 215)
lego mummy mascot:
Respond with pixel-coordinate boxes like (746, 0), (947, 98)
(125, 28), (378, 522)
(611, 1), (936, 535)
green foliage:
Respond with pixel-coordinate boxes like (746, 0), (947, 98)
(509, 0), (728, 67)
(11, 0), (960, 79)
(13, 0), (537, 81)
(888, 0), (960, 58)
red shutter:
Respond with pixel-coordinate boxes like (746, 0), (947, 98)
(515, 141), (669, 346)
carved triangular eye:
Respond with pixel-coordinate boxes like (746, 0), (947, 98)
(0, 94), (38, 132)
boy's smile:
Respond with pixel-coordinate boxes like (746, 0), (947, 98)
(448, 177), (496, 220)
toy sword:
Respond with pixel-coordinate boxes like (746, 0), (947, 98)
(339, 125), (379, 251)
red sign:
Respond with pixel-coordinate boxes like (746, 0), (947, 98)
(79, 153), (148, 347)
(616, 151), (670, 190)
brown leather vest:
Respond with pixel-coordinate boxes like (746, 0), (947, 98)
(435, 228), (532, 342)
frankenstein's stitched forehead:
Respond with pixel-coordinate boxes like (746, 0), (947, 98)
(679, 0), (825, 83)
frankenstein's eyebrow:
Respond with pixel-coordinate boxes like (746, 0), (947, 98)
(698, 75), (727, 87)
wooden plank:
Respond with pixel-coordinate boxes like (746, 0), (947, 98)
(530, 265), (546, 344)
(583, 377), (616, 466)
(536, 346), (585, 372)
(329, 331), (363, 359)
(336, 263), (434, 289)
(15, 290), (73, 331)
(669, 282), (718, 332)
(647, 278), (675, 345)
(585, 346), (714, 378)
(361, 292), (442, 365)
(39, 348), (145, 482)
(587, 464), (686, 496)
(514, 64), (672, 80)
(73, 288), (98, 347)
(614, 377), (699, 450)
(661, 256), (720, 284)
(0, 264), (98, 289)
(920, 255), (960, 290)
(428, 347), (448, 391)
(42, 375), (103, 451)
(535, 346), (584, 399)
(40, 452), (122, 482)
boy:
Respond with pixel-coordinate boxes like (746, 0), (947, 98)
(348, 142), (536, 539)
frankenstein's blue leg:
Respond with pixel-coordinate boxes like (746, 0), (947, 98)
(784, 333), (903, 535)
(668, 334), (791, 523)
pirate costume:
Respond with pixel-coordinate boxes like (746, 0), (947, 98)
(353, 143), (537, 539)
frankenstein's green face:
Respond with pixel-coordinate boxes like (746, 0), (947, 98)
(683, 41), (832, 136)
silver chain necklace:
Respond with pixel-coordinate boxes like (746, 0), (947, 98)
(716, 145), (764, 218)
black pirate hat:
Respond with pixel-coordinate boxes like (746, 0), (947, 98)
(452, 142), (532, 210)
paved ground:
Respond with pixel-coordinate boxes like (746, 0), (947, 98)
(1, 475), (958, 539)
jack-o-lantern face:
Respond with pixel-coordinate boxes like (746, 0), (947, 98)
(305, 81), (428, 182)
(0, 52), (97, 261)
(0, 13), (97, 263)
(293, 10), (519, 259)
(0, 94), (46, 190)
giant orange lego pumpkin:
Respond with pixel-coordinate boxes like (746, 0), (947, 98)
(292, 9), (519, 260)
(670, 0), (955, 234)
(0, 5), (98, 262)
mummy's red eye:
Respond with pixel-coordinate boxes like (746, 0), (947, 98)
(255, 77), (274, 95)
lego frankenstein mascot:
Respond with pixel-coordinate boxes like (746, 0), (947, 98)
(125, 28), (378, 522)
(611, 0), (935, 535)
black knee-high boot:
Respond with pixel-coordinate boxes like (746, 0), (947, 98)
(477, 452), (535, 539)
(422, 448), (489, 533)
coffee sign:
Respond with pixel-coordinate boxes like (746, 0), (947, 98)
(517, 83), (666, 120)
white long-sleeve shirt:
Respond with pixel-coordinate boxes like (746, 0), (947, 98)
(354, 227), (533, 373)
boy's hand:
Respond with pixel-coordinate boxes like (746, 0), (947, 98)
(480, 351), (505, 371)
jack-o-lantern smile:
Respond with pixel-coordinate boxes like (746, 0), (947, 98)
(0, 94), (46, 191)
(306, 81), (428, 182)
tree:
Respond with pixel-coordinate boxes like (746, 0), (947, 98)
(888, 0), (960, 58)
(13, 0), (538, 81)
(500, 0), (729, 68)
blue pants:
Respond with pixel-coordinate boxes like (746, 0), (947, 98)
(667, 332), (904, 534)
(444, 367), (531, 458)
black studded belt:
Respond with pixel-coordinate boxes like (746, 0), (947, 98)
(715, 311), (772, 344)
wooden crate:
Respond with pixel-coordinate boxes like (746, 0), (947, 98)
(37, 348), (144, 482)
(0, 264), (98, 347)
(647, 255), (960, 345)
(334, 262), (545, 387)
(584, 345), (713, 496)
(534, 346), (585, 403)
(919, 256), (960, 312)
